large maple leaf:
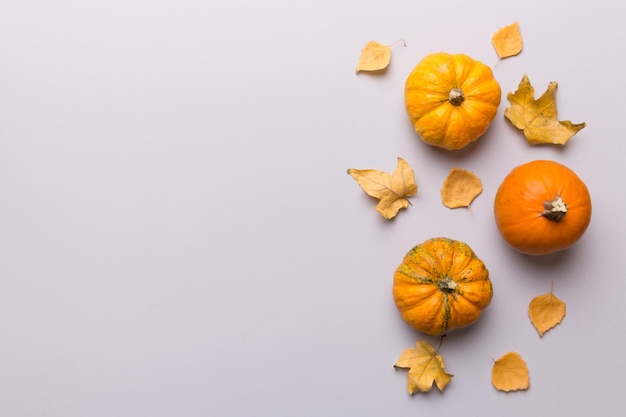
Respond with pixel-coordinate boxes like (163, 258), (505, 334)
(504, 74), (586, 145)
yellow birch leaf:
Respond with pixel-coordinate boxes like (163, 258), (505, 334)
(347, 157), (417, 219)
(504, 74), (586, 145)
(529, 290), (566, 336)
(355, 41), (390, 73)
(440, 168), (482, 209)
(492, 22), (523, 58)
(355, 40), (405, 73)
(492, 352), (530, 392)
(394, 340), (453, 394)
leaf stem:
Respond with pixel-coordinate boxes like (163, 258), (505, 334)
(390, 39), (406, 48)
(436, 334), (447, 352)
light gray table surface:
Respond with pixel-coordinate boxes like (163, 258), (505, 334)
(0, 1), (622, 416)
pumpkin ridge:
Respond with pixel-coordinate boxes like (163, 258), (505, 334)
(409, 245), (447, 277)
(451, 54), (473, 88)
(455, 281), (493, 305)
(454, 262), (487, 283)
(440, 293), (452, 333)
(459, 100), (498, 120)
(459, 65), (497, 95)
(394, 285), (439, 311)
(447, 296), (485, 329)
(395, 264), (437, 285)
(448, 241), (476, 276)
(462, 82), (501, 101)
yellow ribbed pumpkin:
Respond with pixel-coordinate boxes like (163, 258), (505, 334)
(393, 237), (493, 335)
(404, 52), (501, 150)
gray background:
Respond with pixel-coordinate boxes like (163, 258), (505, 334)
(0, 0), (623, 416)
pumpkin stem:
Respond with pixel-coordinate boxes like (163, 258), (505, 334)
(542, 195), (567, 222)
(449, 88), (465, 106)
(438, 276), (458, 293)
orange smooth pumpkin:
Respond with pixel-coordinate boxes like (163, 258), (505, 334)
(494, 160), (592, 255)
(393, 237), (493, 335)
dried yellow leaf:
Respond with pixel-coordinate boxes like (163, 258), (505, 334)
(529, 291), (566, 336)
(355, 41), (391, 73)
(492, 22), (523, 58)
(355, 40), (404, 73)
(440, 168), (482, 209)
(347, 157), (417, 219)
(505, 74), (586, 145)
(492, 352), (530, 392)
(394, 340), (453, 394)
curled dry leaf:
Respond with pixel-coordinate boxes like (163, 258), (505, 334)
(394, 340), (453, 394)
(492, 22), (523, 58)
(504, 74), (586, 145)
(355, 40), (405, 73)
(441, 168), (483, 208)
(347, 157), (417, 219)
(492, 352), (530, 392)
(529, 289), (566, 336)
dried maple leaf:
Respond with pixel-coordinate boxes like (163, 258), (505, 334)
(347, 157), (417, 219)
(440, 168), (482, 209)
(529, 286), (566, 337)
(492, 352), (530, 392)
(394, 340), (453, 394)
(355, 40), (405, 73)
(504, 74), (586, 145)
(492, 22), (523, 58)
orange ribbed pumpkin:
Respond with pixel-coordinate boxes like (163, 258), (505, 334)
(393, 237), (493, 335)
